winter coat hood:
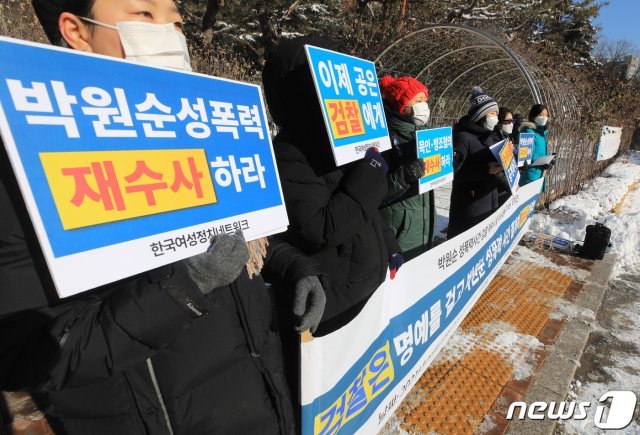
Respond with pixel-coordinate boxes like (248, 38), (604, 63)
(454, 115), (494, 141)
(521, 120), (547, 134)
(262, 36), (350, 175)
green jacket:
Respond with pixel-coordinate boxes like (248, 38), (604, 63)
(380, 109), (436, 258)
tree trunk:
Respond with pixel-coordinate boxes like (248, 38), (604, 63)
(202, 0), (224, 45)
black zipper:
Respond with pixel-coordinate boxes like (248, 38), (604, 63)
(228, 280), (288, 435)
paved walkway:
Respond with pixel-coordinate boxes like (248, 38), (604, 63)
(382, 244), (600, 434)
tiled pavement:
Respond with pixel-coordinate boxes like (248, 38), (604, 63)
(382, 245), (596, 435)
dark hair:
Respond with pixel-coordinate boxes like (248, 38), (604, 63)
(31, 0), (96, 45)
(528, 104), (549, 122)
(498, 107), (513, 122)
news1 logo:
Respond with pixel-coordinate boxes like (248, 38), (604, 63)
(507, 391), (637, 429)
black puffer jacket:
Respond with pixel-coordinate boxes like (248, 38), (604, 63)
(448, 116), (501, 239)
(489, 129), (513, 207)
(262, 37), (400, 335)
(0, 144), (321, 434)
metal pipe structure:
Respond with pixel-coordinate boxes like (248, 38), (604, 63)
(374, 24), (610, 204)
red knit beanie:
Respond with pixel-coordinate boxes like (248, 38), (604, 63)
(379, 75), (429, 113)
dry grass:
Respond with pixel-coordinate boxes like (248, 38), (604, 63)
(0, 0), (48, 43)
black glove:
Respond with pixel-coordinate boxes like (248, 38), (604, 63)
(364, 146), (389, 175)
(512, 114), (523, 145)
(401, 159), (425, 184)
(495, 170), (510, 190)
(292, 276), (327, 333)
(389, 252), (404, 280)
(513, 113), (523, 128)
(547, 156), (556, 170)
(184, 231), (249, 294)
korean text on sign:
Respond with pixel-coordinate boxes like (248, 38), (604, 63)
(491, 139), (520, 194)
(0, 36), (288, 296)
(416, 126), (454, 194)
(6, 79), (265, 142)
(305, 45), (391, 166)
(518, 133), (534, 167)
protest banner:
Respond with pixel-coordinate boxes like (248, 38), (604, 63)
(0, 36), (288, 297)
(596, 126), (623, 161)
(416, 126), (454, 194)
(491, 139), (520, 193)
(300, 178), (543, 435)
(518, 132), (534, 167)
(305, 45), (391, 166)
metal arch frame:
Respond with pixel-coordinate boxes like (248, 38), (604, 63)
(375, 24), (542, 104)
(477, 67), (520, 89)
(454, 69), (523, 119)
(431, 57), (511, 118)
(513, 93), (535, 116)
(498, 84), (533, 112)
(373, 24), (610, 202)
(413, 45), (495, 81)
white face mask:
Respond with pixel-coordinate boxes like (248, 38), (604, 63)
(535, 115), (548, 127)
(483, 115), (499, 131)
(410, 102), (430, 125)
(501, 123), (514, 135)
(81, 18), (192, 71)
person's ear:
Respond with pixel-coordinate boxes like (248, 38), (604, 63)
(59, 12), (93, 52)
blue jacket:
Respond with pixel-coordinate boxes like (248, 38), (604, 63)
(519, 121), (548, 185)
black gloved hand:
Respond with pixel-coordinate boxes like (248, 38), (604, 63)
(364, 146), (389, 175)
(495, 170), (510, 190)
(389, 252), (404, 280)
(513, 113), (523, 128)
(401, 159), (425, 184)
(292, 276), (327, 334)
(547, 157), (556, 170)
(184, 231), (249, 294)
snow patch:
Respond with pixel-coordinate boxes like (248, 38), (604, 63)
(509, 245), (590, 281)
(473, 414), (497, 434)
(432, 321), (543, 381)
(492, 330), (544, 381)
(529, 151), (640, 278)
(378, 414), (410, 435)
(549, 298), (596, 321)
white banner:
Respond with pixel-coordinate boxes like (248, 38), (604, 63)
(300, 179), (544, 435)
(597, 126), (623, 161)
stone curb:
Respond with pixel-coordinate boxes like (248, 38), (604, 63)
(505, 253), (618, 435)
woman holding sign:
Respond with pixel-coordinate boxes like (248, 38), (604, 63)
(491, 107), (521, 206)
(519, 104), (552, 186)
(448, 87), (503, 239)
(0, 1), (328, 434)
(377, 75), (436, 259)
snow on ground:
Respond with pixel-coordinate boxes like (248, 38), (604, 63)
(529, 151), (640, 277)
(549, 151), (640, 434)
(509, 244), (591, 282)
(426, 152), (640, 434)
(559, 274), (640, 435)
(432, 320), (544, 382)
(473, 414), (497, 435)
(548, 298), (596, 322)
